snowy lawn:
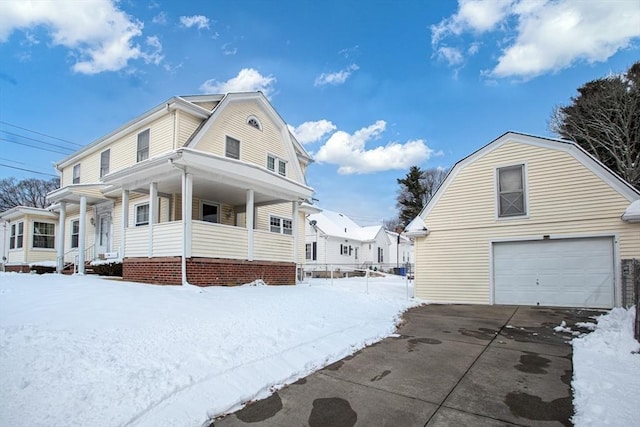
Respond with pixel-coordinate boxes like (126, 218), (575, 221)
(0, 272), (420, 427)
(572, 307), (640, 426)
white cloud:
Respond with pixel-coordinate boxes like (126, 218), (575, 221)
(179, 15), (210, 30)
(221, 42), (237, 56)
(0, 0), (160, 75)
(432, 0), (640, 80)
(142, 36), (163, 65)
(314, 64), (360, 86)
(152, 12), (167, 25)
(200, 68), (277, 98)
(288, 120), (337, 144)
(314, 121), (434, 174)
(437, 46), (464, 66)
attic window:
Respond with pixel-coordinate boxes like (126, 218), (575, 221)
(247, 116), (262, 131)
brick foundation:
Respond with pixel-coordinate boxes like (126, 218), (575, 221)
(123, 257), (296, 286)
(4, 264), (31, 273)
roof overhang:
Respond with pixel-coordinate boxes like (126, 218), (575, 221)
(101, 148), (314, 204)
(404, 216), (429, 238)
(0, 206), (57, 221)
(47, 184), (111, 205)
(622, 199), (640, 223)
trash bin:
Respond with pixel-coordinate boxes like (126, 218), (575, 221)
(399, 267), (406, 276)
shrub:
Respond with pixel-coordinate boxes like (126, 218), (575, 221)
(91, 262), (123, 277)
(31, 265), (56, 275)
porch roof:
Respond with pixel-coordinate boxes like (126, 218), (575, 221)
(101, 148), (314, 205)
(47, 184), (111, 205)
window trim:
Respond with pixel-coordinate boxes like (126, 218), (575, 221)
(199, 200), (221, 224)
(246, 115), (262, 131)
(100, 149), (110, 177)
(495, 163), (529, 219)
(266, 153), (287, 177)
(70, 219), (80, 249)
(269, 215), (293, 235)
(32, 220), (55, 250)
(225, 136), (240, 160)
(137, 129), (150, 162)
(72, 164), (81, 184)
(134, 202), (151, 227)
(9, 221), (24, 250)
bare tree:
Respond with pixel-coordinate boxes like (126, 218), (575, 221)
(550, 61), (640, 189)
(0, 177), (60, 211)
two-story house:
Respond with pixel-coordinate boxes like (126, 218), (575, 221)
(4, 92), (315, 285)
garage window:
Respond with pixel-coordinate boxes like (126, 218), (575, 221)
(497, 164), (526, 217)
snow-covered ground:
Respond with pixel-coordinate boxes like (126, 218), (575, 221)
(0, 272), (419, 426)
(572, 307), (640, 426)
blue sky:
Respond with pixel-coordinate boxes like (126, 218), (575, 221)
(1, 0), (639, 225)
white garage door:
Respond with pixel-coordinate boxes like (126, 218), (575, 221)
(493, 237), (614, 308)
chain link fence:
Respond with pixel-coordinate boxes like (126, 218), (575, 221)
(300, 262), (414, 279)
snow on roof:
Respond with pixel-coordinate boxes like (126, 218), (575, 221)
(308, 210), (384, 242)
(621, 199), (640, 222)
(404, 216), (428, 237)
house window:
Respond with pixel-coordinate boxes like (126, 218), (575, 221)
(267, 155), (286, 176)
(100, 149), (110, 177)
(355, 247), (358, 260)
(72, 164), (80, 184)
(340, 244), (350, 256)
(247, 116), (262, 130)
(377, 247), (384, 263)
(71, 219), (79, 248)
(9, 222), (24, 249)
(497, 164), (526, 217)
(201, 202), (219, 223)
(33, 221), (55, 249)
(135, 204), (150, 226)
(226, 136), (240, 160)
(270, 216), (292, 235)
(137, 129), (150, 162)
(305, 242), (317, 261)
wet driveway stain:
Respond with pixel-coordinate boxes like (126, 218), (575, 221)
(370, 370), (391, 382)
(235, 392), (283, 423)
(515, 353), (551, 374)
(505, 391), (571, 427)
(308, 397), (357, 427)
(293, 378), (307, 385)
(459, 328), (498, 341)
(325, 360), (344, 371)
(406, 337), (442, 352)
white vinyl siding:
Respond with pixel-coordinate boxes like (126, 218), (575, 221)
(178, 113), (204, 147)
(414, 141), (640, 304)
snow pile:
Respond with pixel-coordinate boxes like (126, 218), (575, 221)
(572, 307), (640, 426)
(0, 273), (420, 427)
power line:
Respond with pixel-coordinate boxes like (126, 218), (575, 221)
(0, 120), (83, 147)
(0, 130), (75, 153)
(0, 138), (72, 155)
(0, 157), (25, 165)
(0, 163), (58, 178)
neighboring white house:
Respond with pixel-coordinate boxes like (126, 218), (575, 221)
(305, 209), (391, 275)
(386, 230), (413, 268)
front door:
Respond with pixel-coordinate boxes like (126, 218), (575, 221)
(96, 213), (111, 256)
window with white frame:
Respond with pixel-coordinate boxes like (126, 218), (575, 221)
(137, 129), (150, 162)
(201, 202), (219, 223)
(71, 219), (79, 248)
(100, 149), (110, 177)
(270, 216), (292, 235)
(377, 247), (384, 263)
(9, 222), (24, 249)
(135, 204), (150, 226)
(225, 136), (240, 160)
(305, 242), (317, 261)
(247, 116), (262, 130)
(33, 221), (55, 249)
(267, 155), (286, 176)
(72, 164), (80, 184)
(497, 164), (526, 217)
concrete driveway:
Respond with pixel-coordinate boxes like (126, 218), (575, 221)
(214, 304), (604, 427)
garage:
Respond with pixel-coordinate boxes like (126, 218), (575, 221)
(493, 237), (615, 308)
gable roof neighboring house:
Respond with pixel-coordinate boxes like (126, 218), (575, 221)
(409, 131), (639, 309)
(308, 210), (388, 243)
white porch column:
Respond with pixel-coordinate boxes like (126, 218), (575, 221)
(181, 171), (193, 285)
(148, 182), (157, 257)
(56, 202), (66, 273)
(246, 189), (254, 261)
(78, 196), (87, 274)
(121, 189), (129, 259)
(292, 200), (298, 263)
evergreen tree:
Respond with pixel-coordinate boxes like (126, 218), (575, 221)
(396, 166), (427, 226)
